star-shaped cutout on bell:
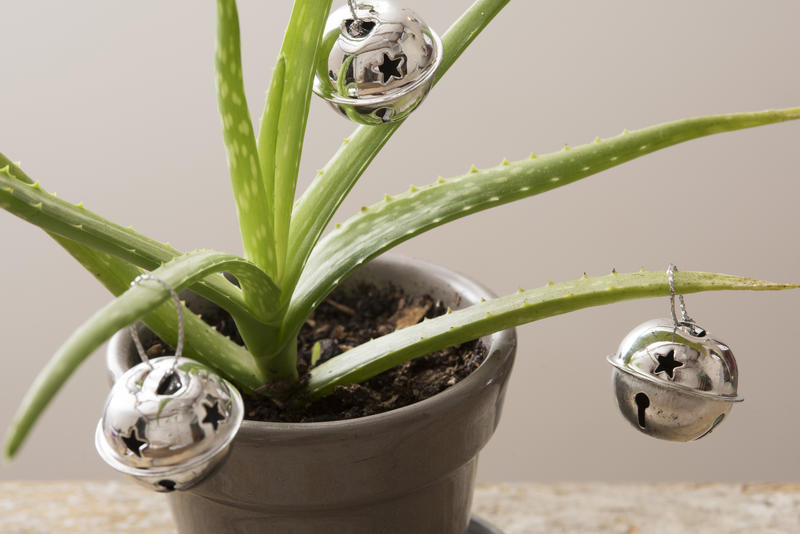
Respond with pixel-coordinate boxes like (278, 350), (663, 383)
(121, 429), (146, 457)
(653, 349), (683, 379)
(376, 53), (403, 83)
(202, 401), (225, 431)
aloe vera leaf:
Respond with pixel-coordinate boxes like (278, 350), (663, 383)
(0, 156), (265, 322)
(49, 237), (269, 389)
(282, 107), (800, 339)
(305, 270), (798, 399)
(0, 158), (280, 352)
(3, 249), (271, 459)
(283, 0), (511, 297)
(215, 0), (276, 277)
(256, 54), (285, 237)
(256, 0), (332, 282)
(41, 218), (273, 386)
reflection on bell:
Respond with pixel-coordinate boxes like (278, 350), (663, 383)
(95, 357), (243, 492)
(607, 318), (742, 442)
(313, 1), (442, 124)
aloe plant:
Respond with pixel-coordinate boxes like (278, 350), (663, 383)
(2, 0), (799, 459)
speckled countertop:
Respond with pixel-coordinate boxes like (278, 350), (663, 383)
(1, 482), (798, 533)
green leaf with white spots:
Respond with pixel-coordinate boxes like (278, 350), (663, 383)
(257, 0), (332, 282)
(50, 240), (269, 392)
(216, 0), (277, 278)
(304, 270), (798, 399)
(280, 107), (800, 342)
(0, 155), (271, 322)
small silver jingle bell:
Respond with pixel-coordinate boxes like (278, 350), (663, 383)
(95, 356), (244, 492)
(313, 1), (442, 124)
(607, 318), (742, 442)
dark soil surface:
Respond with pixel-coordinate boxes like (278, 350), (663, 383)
(147, 284), (486, 423)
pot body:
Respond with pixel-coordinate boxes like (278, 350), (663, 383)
(107, 255), (517, 534)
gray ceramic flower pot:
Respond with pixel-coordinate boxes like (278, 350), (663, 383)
(107, 255), (516, 534)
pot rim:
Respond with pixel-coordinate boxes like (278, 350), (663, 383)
(107, 254), (517, 442)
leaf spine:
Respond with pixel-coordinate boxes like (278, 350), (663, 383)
(469, 165), (479, 174)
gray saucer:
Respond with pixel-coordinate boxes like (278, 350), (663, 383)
(468, 515), (504, 533)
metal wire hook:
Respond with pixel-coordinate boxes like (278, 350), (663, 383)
(667, 263), (694, 327)
(128, 274), (184, 371)
(346, 0), (360, 21)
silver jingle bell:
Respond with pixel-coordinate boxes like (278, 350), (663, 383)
(95, 356), (244, 492)
(607, 318), (742, 442)
(313, 1), (442, 124)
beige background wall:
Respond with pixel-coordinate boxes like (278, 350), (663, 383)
(1, 1), (798, 482)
